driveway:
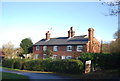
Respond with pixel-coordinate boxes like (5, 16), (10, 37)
(0, 67), (74, 81)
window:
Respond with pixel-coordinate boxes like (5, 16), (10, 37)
(62, 56), (72, 59)
(66, 56), (72, 59)
(53, 46), (58, 51)
(43, 54), (47, 59)
(62, 56), (66, 59)
(34, 54), (39, 59)
(77, 45), (83, 52)
(53, 55), (57, 59)
(67, 45), (72, 51)
(36, 46), (40, 50)
(43, 46), (47, 51)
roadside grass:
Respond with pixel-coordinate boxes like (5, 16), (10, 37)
(1, 72), (29, 81)
(1, 66), (54, 74)
(1, 66), (120, 80)
(54, 69), (120, 79)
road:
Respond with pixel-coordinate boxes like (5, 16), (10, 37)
(0, 67), (75, 81)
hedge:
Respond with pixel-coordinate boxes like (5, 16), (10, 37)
(2, 59), (84, 74)
(42, 59), (84, 74)
(78, 53), (120, 70)
(2, 59), (28, 70)
(24, 59), (44, 71)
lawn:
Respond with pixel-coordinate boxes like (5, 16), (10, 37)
(1, 72), (29, 81)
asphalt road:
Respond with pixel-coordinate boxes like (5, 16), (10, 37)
(0, 67), (75, 81)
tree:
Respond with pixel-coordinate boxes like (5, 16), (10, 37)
(102, 43), (110, 53)
(20, 38), (33, 54)
(44, 49), (53, 58)
(109, 29), (120, 53)
(2, 42), (14, 59)
(101, 0), (120, 16)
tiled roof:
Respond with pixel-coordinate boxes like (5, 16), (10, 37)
(34, 35), (89, 46)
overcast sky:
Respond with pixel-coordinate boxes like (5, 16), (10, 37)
(0, 1), (118, 48)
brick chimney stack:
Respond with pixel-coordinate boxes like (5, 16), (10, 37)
(46, 31), (50, 40)
(88, 28), (94, 53)
(68, 27), (75, 38)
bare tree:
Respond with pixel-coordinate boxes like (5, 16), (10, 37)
(2, 42), (15, 59)
(101, 0), (120, 16)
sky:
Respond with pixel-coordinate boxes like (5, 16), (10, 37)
(0, 1), (118, 48)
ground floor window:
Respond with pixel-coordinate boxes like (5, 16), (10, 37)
(53, 55), (58, 59)
(43, 54), (47, 59)
(34, 54), (39, 59)
(61, 56), (72, 59)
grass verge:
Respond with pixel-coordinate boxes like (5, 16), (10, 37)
(1, 72), (29, 81)
(1, 66), (120, 80)
(55, 69), (120, 79)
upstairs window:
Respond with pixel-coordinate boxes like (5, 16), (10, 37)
(36, 46), (40, 50)
(43, 46), (47, 51)
(77, 45), (83, 52)
(67, 45), (72, 51)
(53, 46), (58, 51)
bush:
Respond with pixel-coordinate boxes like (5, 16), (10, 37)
(42, 59), (84, 74)
(2, 59), (84, 74)
(96, 53), (120, 69)
(24, 60), (44, 71)
(13, 59), (26, 70)
(78, 53), (120, 70)
(2, 59), (15, 68)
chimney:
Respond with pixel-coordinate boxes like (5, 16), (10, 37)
(68, 27), (75, 38)
(88, 28), (94, 53)
(46, 31), (50, 40)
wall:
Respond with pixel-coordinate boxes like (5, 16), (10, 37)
(33, 45), (87, 59)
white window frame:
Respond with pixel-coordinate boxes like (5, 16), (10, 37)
(62, 56), (72, 59)
(43, 46), (47, 51)
(34, 54), (39, 59)
(67, 45), (72, 51)
(77, 45), (83, 52)
(66, 56), (72, 59)
(36, 46), (40, 50)
(43, 54), (47, 59)
(53, 46), (58, 51)
(53, 55), (58, 59)
(62, 56), (66, 59)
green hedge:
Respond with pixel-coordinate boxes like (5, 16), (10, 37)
(2, 59), (27, 70)
(24, 60), (44, 71)
(78, 53), (120, 70)
(2, 59), (15, 68)
(2, 59), (84, 74)
(42, 59), (84, 74)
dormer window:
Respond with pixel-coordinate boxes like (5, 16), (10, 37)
(36, 46), (40, 50)
(43, 46), (47, 51)
(77, 45), (83, 52)
(67, 45), (72, 51)
(53, 46), (58, 51)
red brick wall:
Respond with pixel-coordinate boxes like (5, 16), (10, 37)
(33, 45), (87, 59)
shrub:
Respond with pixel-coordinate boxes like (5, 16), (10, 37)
(24, 60), (44, 71)
(42, 59), (84, 74)
(2, 58), (84, 74)
(2, 59), (15, 68)
(78, 53), (120, 70)
(13, 59), (26, 70)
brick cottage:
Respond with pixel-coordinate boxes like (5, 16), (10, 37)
(33, 27), (100, 59)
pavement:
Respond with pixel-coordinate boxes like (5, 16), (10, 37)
(0, 67), (74, 81)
